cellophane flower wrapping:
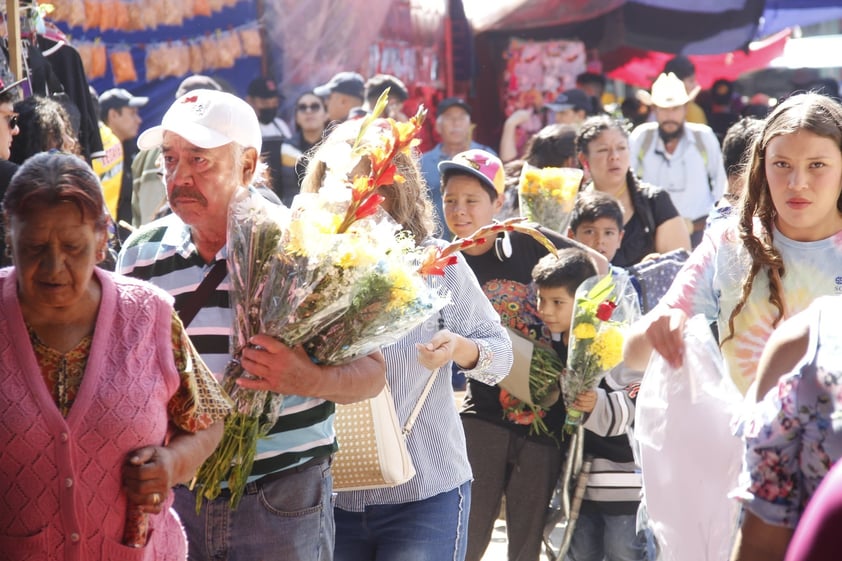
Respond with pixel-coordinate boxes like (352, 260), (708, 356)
(561, 271), (640, 434)
(517, 164), (582, 233)
(192, 97), (451, 509)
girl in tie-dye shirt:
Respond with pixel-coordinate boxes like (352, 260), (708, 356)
(624, 92), (842, 561)
(625, 92), (842, 395)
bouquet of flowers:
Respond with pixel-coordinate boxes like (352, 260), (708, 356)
(518, 164), (582, 232)
(498, 340), (565, 437)
(192, 93), (452, 508)
(561, 271), (639, 434)
(192, 89), (564, 507)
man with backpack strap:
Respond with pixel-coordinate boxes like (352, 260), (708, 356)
(630, 72), (727, 247)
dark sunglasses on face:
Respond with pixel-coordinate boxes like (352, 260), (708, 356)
(4, 114), (18, 129)
(297, 102), (323, 113)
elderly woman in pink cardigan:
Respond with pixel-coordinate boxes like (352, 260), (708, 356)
(0, 152), (230, 560)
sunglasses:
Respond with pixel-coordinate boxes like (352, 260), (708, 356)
(296, 102), (323, 113)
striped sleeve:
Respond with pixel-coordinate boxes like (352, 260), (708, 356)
(583, 366), (641, 438)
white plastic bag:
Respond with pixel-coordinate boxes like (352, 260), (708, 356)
(634, 315), (744, 561)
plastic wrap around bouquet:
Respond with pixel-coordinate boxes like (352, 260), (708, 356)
(561, 271), (640, 434)
(191, 96), (454, 509)
(518, 164), (582, 233)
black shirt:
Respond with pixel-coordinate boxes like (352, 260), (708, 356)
(460, 228), (578, 446)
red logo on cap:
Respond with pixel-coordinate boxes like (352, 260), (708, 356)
(182, 96), (199, 104)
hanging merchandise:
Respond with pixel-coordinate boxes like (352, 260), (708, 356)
(365, 41), (440, 89)
(109, 45), (137, 83)
(502, 38), (588, 156)
(50, 0), (86, 29)
(238, 24), (261, 57)
(82, 0), (101, 31)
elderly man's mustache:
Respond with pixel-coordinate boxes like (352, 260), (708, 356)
(170, 187), (208, 205)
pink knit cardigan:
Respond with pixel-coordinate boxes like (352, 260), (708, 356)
(0, 267), (188, 561)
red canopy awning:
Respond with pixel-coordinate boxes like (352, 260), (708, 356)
(603, 29), (791, 90)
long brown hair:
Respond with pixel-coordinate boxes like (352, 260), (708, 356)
(725, 92), (842, 343)
(300, 118), (434, 244)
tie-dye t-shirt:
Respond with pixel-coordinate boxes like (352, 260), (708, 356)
(660, 221), (842, 395)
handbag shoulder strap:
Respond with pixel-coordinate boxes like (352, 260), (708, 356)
(175, 260), (227, 327)
(402, 366), (441, 436)
(402, 310), (447, 436)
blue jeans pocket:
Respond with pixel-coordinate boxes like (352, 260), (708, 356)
(258, 463), (329, 517)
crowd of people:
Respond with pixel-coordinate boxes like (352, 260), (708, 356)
(1, 49), (842, 561)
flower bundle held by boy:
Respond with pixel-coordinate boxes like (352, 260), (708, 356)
(562, 272), (639, 434)
(192, 93), (451, 508)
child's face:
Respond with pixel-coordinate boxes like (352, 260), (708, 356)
(570, 218), (624, 261)
(442, 175), (502, 239)
(765, 130), (842, 242)
(536, 285), (576, 335)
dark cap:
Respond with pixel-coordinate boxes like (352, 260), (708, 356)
(437, 97), (471, 117)
(365, 74), (409, 102)
(664, 55), (696, 80)
(545, 89), (593, 114)
(313, 72), (365, 100)
(99, 88), (149, 115)
(247, 77), (281, 99)
(576, 72), (606, 88)
(177, 74), (222, 98)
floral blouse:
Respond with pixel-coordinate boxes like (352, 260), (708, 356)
(737, 296), (842, 528)
(29, 310), (231, 433)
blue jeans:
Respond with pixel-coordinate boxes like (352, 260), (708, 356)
(334, 481), (471, 561)
(566, 505), (647, 561)
(174, 458), (335, 561)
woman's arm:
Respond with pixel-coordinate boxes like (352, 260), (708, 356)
(623, 306), (688, 371)
(654, 215), (692, 254)
(731, 511), (793, 561)
(416, 330), (479, 371)
(122, 421), (224, 513)
(499, 109), (533, 162)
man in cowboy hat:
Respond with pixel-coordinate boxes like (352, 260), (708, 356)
(629, 72), (727, 247)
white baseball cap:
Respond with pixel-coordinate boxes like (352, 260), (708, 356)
(137, 89), (262, 152)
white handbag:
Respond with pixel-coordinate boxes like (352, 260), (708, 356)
(332, 368), (440, 491)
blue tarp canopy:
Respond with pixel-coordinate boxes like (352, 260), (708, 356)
(53, 1), (262, 133)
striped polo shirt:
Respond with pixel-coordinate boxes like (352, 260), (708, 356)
(117, 211), (336, 478)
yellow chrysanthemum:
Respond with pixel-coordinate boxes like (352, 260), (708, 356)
(336, 237), (379, 269)
(573, 322), (597, 340)
(387, 267), (418, 310)
(591, 326), (624, 370)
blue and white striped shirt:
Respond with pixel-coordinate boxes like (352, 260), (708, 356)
(335, 245), (513, 512)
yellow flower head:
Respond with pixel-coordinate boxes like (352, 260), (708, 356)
(387, 266), (419, 311)
(572, 322), (597, 340)
(336, 235), (379, 269)
(591, 326), (624, 371)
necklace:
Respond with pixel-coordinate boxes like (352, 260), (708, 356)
(611, 181), (628, 200)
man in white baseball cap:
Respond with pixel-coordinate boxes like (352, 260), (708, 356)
(629, 72), (727, 247)
(119, 88), (385, 561)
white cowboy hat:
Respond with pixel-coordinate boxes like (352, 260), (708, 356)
(636, 72), (701, 108)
